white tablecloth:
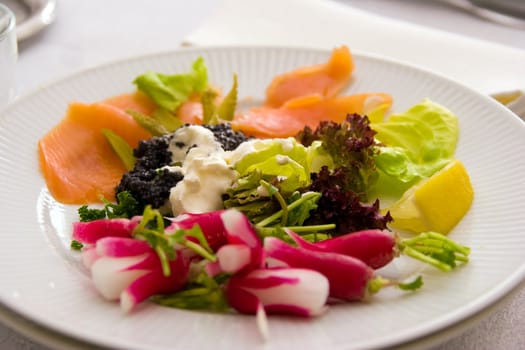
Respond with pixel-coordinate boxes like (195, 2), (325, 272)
(1, 0), (525, 349)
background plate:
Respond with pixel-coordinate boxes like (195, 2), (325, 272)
(0, 46), (524, 350)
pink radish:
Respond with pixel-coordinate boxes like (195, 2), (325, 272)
(81, 246), (100, 269)
(87, 237), (190, 312)
(226, 268), (329, 317)
(216, 244), (252, 273)
(264, 236), (374, 301)
(120, 261), (189, 313)
(72, 217), (140, 244)
(218, 209), (264, 272)
(204, 209), (265, 276)
(167, 211), (228, 251)
(287, 229), (471, 272)
(96, 236), (153, 257)
(287, 229), (396, 269)
(265, 231), (471, 301)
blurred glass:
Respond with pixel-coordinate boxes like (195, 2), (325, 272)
(471, 0), (525, 19)
(0, 3), (17, 109)
(442, 0), (525, 29)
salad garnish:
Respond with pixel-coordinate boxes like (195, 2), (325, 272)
(133, 56), (208, 112)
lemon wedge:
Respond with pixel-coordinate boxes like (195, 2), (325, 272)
(387, 159), (474, 234)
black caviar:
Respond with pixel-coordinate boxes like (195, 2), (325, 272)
(133, 135), (172, 171)
(116, 168), (183, 210)
(203, 123), (250, 151)
(115, 134), (182, 212)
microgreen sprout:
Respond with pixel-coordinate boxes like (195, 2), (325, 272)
(70, 240), (84, 251)
(151, 270), (229, 312)
(397, 231), (470, 272)
(132, 206), (217, 276)
(367, 275), (424, 295)
(256, 191), (321, 227)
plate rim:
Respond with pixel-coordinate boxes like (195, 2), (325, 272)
(5, 44), (521, 124)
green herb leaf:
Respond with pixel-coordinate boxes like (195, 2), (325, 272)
(151, 108), (182, 132)
(76, 191), (140, 222)
(183, 224), (214, 256)
(256, 191), (321, 228)
(201, 88), (219, 124)
(105, 191), (140, 219)
(101, 129), (136, 171)
(70, 240), (84, 251)
(174, 225), (217, 262)
(217, 74), (238, 121)
(126, 109), (168, 136)
(286, 191), (319, 226)
(78, 205), (107, 222)
(200, 74), (238, 125)
(133, 205), (174, 276)
(132, 206), (218, 275)
(151, 270), (229, 312)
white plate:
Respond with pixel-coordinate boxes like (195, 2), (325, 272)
(0, 46), (524, 350)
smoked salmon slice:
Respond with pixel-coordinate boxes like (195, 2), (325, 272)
(176, 99), (204, 125)
(38, 102), (152, 204)
(264, 46), (354, 108)
(104, 91), (157, 115)
(232, 92), (393, 139)
(106, 91), (207, 125)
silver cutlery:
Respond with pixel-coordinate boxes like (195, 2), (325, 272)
(492, 90), (525, 120)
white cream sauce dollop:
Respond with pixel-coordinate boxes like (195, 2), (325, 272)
(168, 125), (237, 215)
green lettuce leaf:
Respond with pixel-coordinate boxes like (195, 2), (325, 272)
(133, 57), (208, 112)
(371, 99), (459, 198)
(306, 140), (334, 173)
(233, 138), (310, 192)
(224, 137), (321, 226)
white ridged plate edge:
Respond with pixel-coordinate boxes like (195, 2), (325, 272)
(0, 46), (524, 350)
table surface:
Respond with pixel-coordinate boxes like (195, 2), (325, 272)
(1, 0), (524, 349)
